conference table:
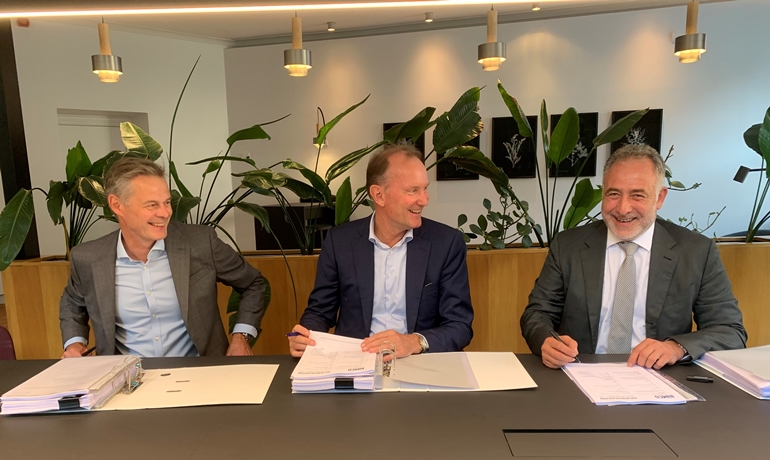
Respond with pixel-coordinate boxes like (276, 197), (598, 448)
(1, 354), (768, 459)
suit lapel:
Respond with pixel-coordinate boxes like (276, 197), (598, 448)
(405, 227), (430, 333)
(93, 232), (119, 350)
(580, 223), (607, 352)
(165, 223), (191, 323)
(645, 221), (678, 339)
(353, 217), (375, 333)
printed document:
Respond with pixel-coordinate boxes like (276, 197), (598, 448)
(563, 363), (687, 405)
(291, 331), (375, 379)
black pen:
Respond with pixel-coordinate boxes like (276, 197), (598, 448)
(81, 346), (96, 356)
(549, 330), (581, 363)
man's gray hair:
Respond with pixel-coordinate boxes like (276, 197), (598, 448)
(104, 156), (165, 200)
(365, 143), (424, 193)
(604, 144), (666, 190)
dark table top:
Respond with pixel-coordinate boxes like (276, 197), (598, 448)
(1, 354), (769, 460)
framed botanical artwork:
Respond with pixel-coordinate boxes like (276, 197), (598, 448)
(610, 108), (663, 155)
(491, 116), (538, 179)
(549, 112), (598, 177)
(436, 136), (480, 181)
(382, 122), (425, 154)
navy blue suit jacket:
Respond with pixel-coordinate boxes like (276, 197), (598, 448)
(300, 216), (474, 352)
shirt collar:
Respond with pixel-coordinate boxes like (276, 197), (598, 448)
(606, 219), (655, 252)
(116, 230), (166, 261)
(368, 212), (413, 249)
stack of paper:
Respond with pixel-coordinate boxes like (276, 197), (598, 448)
(1, 356), (140, 415)
(563, 363), (690, 406)
(696, 345), (770, 399)
(290, 332), (376, 392)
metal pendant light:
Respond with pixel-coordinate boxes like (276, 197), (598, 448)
(674, 1), (706, 64)
(478, 6), (506, 71)
(91, 20), (123, 82)
(284, 14), (312, 77)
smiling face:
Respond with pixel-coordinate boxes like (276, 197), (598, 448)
(369, 152), (429, 244)
(109, 175), (172, 256)
(601, 157), (667, 241)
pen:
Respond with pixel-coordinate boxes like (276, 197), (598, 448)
(286, 332), (302, 337)
(549, 330), (581, 363)
(81, 346), (96, 356)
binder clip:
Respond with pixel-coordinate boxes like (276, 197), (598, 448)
(374, 341), (396, 390)
(91, 356), (145, 409)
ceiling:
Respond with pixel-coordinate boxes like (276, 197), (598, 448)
(2, 0), (727, 46)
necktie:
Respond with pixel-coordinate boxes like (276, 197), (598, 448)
(606, 242), (639, 354)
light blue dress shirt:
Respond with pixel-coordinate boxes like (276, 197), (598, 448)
(368, 214), (413, 336)
(595, 223), (655, 354)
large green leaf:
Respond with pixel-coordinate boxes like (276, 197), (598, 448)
(335, 177), (352, 226)
(238, 168), (288, 193)
(188, 155), (257, 169)
(432, 87), (483, 155)
(498, 81), (533, 137)
(593, 109), (649, 147)
(282, 160), (332, 208)
(325, 142), (385, 183)
(203, 160), (222, 177)
(744, 124), (762, 156)
(227, 124), (271, 146)
(90, 150), (123, 177)
(540, 100), (550, 165)
(383, 108), (436, 144)
(169, 160), (194, 198)
(120, 122), (163, 160)
(563, 179), (603, 229)
(548, 108), (580, 166)
(46, 181), (66, 225)
(759, 107), (770, 177)
(0, 189), (35, 271)
(66, 141), (92, 183)
(78, 176), (108, 208)
(170, 190), (201, 223)
(283, 177), (323, 201)
(443, 146), (509, 191)
(234, 202), (271, 233)
(316, 95), (370, 147)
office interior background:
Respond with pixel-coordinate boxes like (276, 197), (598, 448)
(0, 0), (768, 283)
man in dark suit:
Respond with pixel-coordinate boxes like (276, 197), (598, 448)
(288, 144), (474, 357)
(60, 157), (266, 357)
(521, 144), (746, 369)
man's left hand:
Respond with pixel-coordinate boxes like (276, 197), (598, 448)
(226, 333), (254, 356)
(361, 330), (422, 358)
(627, 338), (684, 369)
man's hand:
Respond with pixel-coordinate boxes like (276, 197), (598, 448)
(627, 338), (684, 369)
(540, 335), (579, 369)
(62, 342), (88, 358)
(226, 333), (254, 356)
(361, 330), (422, 358)
(288, 324), (316, 358)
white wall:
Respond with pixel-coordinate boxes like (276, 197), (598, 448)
(12, 20), (233, 256)
(224, 0), (770, 249)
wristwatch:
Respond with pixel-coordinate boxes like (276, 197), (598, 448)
(415, 333), (429, 354)
(237, 332), (254, 342)
(668, 339), (690, 362)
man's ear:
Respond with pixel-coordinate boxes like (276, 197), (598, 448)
(108, 194), (123, 219)
(369, 184), (386, 207)
(656, 186), (668, 210)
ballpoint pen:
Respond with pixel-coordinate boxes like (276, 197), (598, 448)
(81, 346), (96, 356)
(549, 330), (581, 363)
(285, 332), (302, 337)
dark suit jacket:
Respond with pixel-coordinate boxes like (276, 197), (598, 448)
(520, 219), (747, 360)
(59, 221), (266, 356)
(300, 216), (474, 352)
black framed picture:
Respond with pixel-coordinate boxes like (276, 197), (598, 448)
(383, 122), (425, 155)
(610, 109), (663, 155)
(492, 116), (538, 179)
(549, 112), (598, 177)
(436, 136), (480, 181)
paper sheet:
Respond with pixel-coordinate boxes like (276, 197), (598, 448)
(101, 364), (278, 410)
(291, 331), (375, 380)
(563, 363), (687, 405)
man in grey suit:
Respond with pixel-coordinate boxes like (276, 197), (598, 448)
(521, 144), (746, 369)
(60, 157), (266, 357)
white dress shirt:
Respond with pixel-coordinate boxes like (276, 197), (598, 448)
(595, 223), (656, 354)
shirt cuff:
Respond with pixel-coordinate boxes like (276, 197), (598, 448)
(232, 324), (259, 339)
(64, 337), (88, 350)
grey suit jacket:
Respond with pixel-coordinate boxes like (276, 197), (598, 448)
(520, 219), (747, 360)
(59, 221), (266, 356)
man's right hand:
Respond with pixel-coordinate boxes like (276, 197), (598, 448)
(288, 324), (316, 358)
(62, 342), (88, 358)
(541, 335), (579, 369)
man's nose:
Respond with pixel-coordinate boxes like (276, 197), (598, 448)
(159, 204), (172, 218)
(418, 189), (429, 206)
(617, 195), (632, 214)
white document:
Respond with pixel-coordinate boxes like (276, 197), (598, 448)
(392, 352), (478, 388)
(291, 331), (376, 381)
(702, 345), (770, 380)
(101, 364), (278, 410)
(696, 347), (770, 400)
(563, 363), (687, 405)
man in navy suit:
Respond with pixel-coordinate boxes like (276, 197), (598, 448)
(288, 144), (474, 357)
